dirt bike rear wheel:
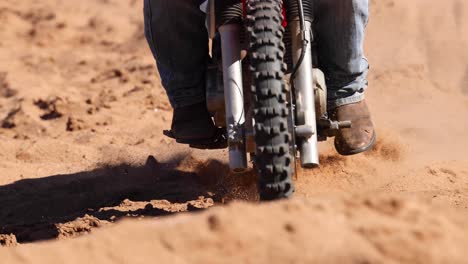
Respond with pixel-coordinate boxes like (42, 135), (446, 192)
(247, 0), (294, 200)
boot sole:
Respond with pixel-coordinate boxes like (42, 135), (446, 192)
(163, 129), (228, 149)
(335, 130), (377, 156)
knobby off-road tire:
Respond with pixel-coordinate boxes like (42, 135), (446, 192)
(247, 0), (294, 200)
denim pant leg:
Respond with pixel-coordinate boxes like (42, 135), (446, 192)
(314, 0), (370, 109)
(144, 0), (208, 108)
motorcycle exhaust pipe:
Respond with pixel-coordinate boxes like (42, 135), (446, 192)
(287, 1), (320, 168)
(219, 23), (248, 172)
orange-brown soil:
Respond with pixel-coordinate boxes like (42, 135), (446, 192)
(1, 0), (468, 263)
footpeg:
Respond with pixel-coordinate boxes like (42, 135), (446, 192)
(318, 119), (352, 138)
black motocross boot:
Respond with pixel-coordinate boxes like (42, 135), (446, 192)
(163, 102), (227, 149)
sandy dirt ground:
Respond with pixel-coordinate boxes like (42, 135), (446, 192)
(1, 0), (468, 263)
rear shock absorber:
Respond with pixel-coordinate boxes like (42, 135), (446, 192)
(285, 0), (320, 168)
(216, 1), (248, 172)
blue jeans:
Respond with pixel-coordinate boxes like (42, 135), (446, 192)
(144, 0), (369, 109)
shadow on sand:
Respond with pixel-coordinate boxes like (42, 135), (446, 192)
(0, 155), (257, 244)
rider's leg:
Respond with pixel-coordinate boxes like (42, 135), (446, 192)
(314, 0), (375, 155)
(144, 0), (216, 141)
(315, 0), (369, 108)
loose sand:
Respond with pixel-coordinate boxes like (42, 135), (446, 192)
(1, 0), (468, 263)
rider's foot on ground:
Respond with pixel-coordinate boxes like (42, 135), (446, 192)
(166, 102), (217, 144)
(330, 100), (376, 156)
